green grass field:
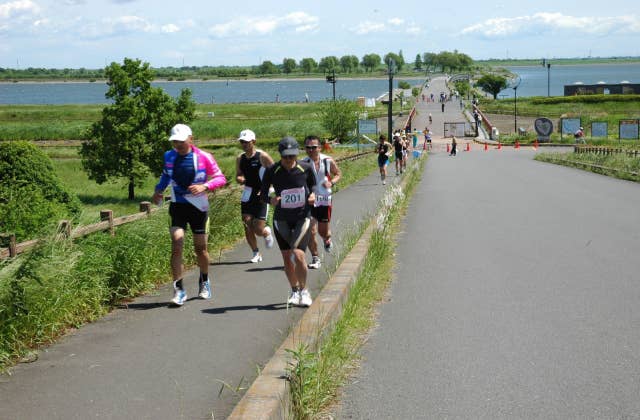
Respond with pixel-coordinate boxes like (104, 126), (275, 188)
(0, 102), (393, 142)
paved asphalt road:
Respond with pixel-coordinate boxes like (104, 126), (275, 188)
(0, 168), (391, 420)
(339, 148), (640, 419)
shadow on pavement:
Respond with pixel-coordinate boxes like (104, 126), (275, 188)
(202, 303), (289, 314)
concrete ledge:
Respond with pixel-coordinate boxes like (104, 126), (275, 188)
(228, 227), (374, 419)
(228, 162), (419, 419)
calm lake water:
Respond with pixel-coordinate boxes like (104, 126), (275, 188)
(1, 63), (638, 105)
(0, 78), (400, 105)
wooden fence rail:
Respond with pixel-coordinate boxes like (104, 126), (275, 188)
(574, 145), (640, 157)
(0, 151), (374, 260)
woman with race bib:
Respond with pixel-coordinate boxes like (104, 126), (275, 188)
(260, 137), (316, 307)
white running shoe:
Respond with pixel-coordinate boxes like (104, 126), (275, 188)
(171, 287), (187, 306)
(299, 289), (313, 307)
(287, 290), (301, 306)
(264, 227), (274, 249)
(250, 251), (263, 263)
(307, 256), (321, 269)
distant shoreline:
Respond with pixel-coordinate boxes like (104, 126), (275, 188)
(0, 75), (428, 84)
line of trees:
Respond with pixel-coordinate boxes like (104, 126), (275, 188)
(0, 50), (475, 80)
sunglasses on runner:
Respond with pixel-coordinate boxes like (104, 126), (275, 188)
(305, 145), (319, 150)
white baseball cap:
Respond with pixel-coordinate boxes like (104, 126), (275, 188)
(238, 129), (256, 142)
(169, 124), (192, 141)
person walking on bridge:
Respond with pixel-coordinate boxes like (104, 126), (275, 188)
(235, 129), (275, 263)
(302, 135), (342, 270)
(153, 124), (227, 306)
(260, 137), (316, 307)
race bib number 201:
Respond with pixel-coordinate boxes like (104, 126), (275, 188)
(280, 187), (305, 209)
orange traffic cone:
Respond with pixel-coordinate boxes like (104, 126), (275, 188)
(515, 140), (520, 149)
(533, 139), (539, 150)
(465, 142), (470, 152)
(497, 142), (502, 150)
(484, 142), (488, 151)
(446, 143), (450, 153)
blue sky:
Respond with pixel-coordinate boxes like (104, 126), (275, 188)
(1, 0), (639, 69)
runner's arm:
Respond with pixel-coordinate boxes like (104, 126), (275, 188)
(235, 154), (245, 185)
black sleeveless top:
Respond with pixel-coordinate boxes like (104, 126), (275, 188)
(239, 150), (263, 196)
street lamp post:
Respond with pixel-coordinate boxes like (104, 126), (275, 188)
(510, 76), (521, 134)
(325, 69), (336, 100)
(387, 59), (395, 142)
(542, 59), (551, 97)
(547, 63), (551, 97)
(514, 85), (518, 133)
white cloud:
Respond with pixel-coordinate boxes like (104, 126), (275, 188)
(161, 23), (179, 33)
(208, 11), (318, 38)
(351, 18), (420, 35)
(79, 15), (154, 38)
(0, 0), (39, 19)
(461, 12), (640, 39)
(352, 20), (386, 35)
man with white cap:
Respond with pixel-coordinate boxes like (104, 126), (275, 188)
(235, 129), (275, 263)
(260, 136), (316, 307)
(153, 123), (226, 306)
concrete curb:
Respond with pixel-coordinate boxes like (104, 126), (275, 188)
(228, 159), (421, 419)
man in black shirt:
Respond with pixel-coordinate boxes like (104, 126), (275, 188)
(236, 129), (275, 263)
(261, 137), (316, 307)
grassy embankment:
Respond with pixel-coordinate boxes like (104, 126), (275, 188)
(477, 94), (640, 182)
(0, 102), (379, 371)
(479, 94), (640, 144)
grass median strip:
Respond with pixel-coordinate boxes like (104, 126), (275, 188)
(285, 155), (425, 419)
(536, 151), (640, 182)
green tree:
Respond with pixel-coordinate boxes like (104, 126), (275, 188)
(361, 53), (381, 72)
(282, 58), (297, 74)
(423, 52), (437, 72)
(384, 52), (404, 71)
(258, 60), (279, 75)
(300, 57), (318, 74)
(318, 98), (359, 142)
(414, 54), (423, 70)
(318, 56), (339, 72)
(80, 58), (195, 200)
(0, 141), (81, 242)
(476, 74), (508, 99)
(340, 55), (359, 73)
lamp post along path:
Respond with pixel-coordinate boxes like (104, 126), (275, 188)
(387, 59), (396, 142)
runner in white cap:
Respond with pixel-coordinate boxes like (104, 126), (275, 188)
(153, 124), (226, 306)
(235, 129), (275, 263)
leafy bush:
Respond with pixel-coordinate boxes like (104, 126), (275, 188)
(0, 141), (80, 242)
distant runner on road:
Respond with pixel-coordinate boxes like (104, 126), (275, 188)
(153, 124), (227, 306)
(302, 135), (342, 270)
(235, 129), (275, 263)
(377, 134), (391, 185)
(260, 137), (316, 307)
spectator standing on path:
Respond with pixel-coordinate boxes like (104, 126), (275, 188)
(392, 134), (404, 175)
(412, 129), (419, 149)
(235, 129), (275, 263)
(260, 137), (316, 307)
(153, 124), (227, 306)
(301, 135), (342, 270)
(377, 134), (391, 185)
(442, 102), (445, 112)
(450, 136), (458, 156)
